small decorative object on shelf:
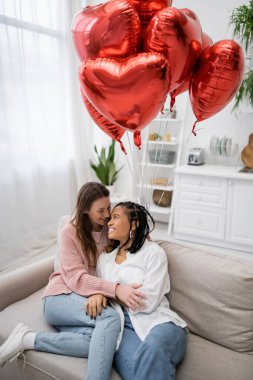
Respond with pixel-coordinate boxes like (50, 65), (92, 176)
(148, 133), (162, 141)
(170, 105), (177, 119)
(162, 132), (171, 142)
(152, 189), (173, 207)
(148, 150), (175, 164)
(241, 133), (253, 169)
(210, 135), (239, 157)
(151, 177), (171, 186)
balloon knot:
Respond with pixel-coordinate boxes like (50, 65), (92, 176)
(133, 130), (142, 150)
(119, 140), (127, 155)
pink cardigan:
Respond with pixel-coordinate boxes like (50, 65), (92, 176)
(43, 223), (116, 298)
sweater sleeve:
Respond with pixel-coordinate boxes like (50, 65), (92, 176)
(129, 244), (170, 315)
(59, 225), (116, 298)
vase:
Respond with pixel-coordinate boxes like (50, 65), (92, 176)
(241, 133), (253, 169)
(106, 185), (115, 195)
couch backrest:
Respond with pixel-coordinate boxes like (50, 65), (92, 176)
(54, 215), (71, 271)
(157, 240), (253, 354)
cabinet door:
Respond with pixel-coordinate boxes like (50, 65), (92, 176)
(225, 180), (253, 248)
(178, 175), (227, 208)
(174, 203), (226, 239)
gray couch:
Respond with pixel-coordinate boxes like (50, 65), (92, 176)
(0, 240), (253, 380)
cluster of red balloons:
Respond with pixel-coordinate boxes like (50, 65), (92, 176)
(72, 0), (244, 150)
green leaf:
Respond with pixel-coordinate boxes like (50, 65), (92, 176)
(230, 1), (253, 53)
(232, 69), (253, 111)
(90, 139), (123, 185)
(108, 140), (115, 162)
(230, 1), (253, 111)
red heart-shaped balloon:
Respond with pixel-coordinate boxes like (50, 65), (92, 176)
(169, 31), (213, 110)
(72, 0), (141, 61)
(79, 53), (169, 132)
(80, 89), (127, 154)
(144, 7), (202, 92)
(128, 0), (172, 32)
(190, 40), (244, 133)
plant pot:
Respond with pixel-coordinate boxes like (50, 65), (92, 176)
(106, 185), (115, 195)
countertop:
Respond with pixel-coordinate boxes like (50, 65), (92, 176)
(175, 164), (253, 181)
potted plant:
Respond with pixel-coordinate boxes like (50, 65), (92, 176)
(90, 139), (123, 193)
(230, 0), (253, 110)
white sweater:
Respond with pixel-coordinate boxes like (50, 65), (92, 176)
(97, 240), (187, 345)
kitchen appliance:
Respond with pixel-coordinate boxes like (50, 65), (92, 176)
(188, 148), (205, 165)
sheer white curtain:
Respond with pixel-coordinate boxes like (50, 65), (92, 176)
(0, 0), (92, 271)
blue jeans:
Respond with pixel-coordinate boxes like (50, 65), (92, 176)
(114, 310), (187, 380)
(34, 293), (121, 380)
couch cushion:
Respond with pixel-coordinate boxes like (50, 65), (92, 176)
(0, 288), (121, 380)
(0, 257), (54, 312)
(177, 333), (253, 380)
(157, 241), (253, 354)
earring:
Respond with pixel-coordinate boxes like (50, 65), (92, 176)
(130, 230), (133, 239)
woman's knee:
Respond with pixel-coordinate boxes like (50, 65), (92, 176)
(144, 323), (186, 355)
(99, 306), (121, 327)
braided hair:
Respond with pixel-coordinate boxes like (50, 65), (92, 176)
(110, 201), (155, 253)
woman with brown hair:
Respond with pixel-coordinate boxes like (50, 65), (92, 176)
(0, 183), (146, 380)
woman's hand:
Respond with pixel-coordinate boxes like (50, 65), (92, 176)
(85, 294), (107, 319)
(115, 284), (147, 311)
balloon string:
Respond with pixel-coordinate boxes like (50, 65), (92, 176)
(192, 120), (197, 136)
(126, 132), (138, 185)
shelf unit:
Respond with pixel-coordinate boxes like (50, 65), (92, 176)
(137, 117), (184, 234)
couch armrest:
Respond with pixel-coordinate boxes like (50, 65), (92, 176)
(0, 256), (54, 311)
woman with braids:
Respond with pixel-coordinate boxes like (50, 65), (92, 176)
(0, 184), (147, 380)
(95, 201), (187, 380)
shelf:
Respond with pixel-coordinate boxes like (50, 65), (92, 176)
(149, 204), (172, 215)
(136, 108), (184, 234)
(144, 141), (178, 146)
(137, 184), (174, 191)
(140, 163), (176, 169)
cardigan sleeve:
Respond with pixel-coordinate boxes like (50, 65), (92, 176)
(59, 225), (116, 298)
(129, 244), (170, 314)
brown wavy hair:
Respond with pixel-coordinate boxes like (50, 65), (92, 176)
(71, 182), (109, 266)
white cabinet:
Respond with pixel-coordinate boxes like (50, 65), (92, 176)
(226, 179), (253, 246)
(137, 117), (183, 233)
(174, 165), (253, 253)
(174, 175), (227, 240)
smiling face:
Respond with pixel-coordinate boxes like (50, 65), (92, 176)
(87, 196), (111, 230)
(107, 205), (132, 245)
